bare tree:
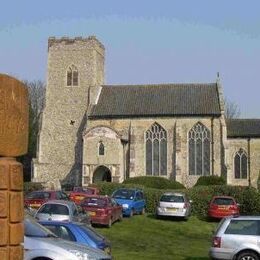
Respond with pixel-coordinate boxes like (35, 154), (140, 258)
(19, 80), (46, 180)
(225, 98), (240, 119)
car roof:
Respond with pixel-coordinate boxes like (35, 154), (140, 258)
(161, 192), (186, 196)
(41, 200), (74, 206)
(226, 215), (260, 220)
(84, 195), (109, 199)
(212, 195), (235, 199)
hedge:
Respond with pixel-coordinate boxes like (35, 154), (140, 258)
(194, 175), (226, 186)
(93, 182), (260, 218)
(123, 176), (185, 190)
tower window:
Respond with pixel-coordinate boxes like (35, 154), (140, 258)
(67, 65), (78, 86)
(99, 142), (105, 156)
(234, 148), (247, 179)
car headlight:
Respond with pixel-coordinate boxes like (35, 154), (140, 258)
(122, 204), (129, 209)
(68, 249), (95, 260)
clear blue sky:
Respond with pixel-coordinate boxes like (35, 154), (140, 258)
(1, 0), (259, 117)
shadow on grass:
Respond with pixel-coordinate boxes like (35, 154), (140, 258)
(146, 213), (188, 222)
(185, 257), (209, 260)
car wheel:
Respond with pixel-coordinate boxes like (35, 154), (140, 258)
(140, 208), (145, 215)
(237, 251), (259, 260)
(129, 209), (134, 217)
(107, 218), (112, 228)
(118, 213), (123, 221)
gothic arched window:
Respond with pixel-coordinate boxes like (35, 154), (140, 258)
(234, 148), (247, 179)
(98, 142), (105, 156)
(189, 122), (210, 176)
(67, 65), (78, 86)
(145, 123), (167, 176)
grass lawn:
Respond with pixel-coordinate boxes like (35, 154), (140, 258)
(96, 215), (218, 260)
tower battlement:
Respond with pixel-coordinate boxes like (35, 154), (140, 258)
(48, 35), (105, 52)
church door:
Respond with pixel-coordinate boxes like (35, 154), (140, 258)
(93, 165), (112, 183)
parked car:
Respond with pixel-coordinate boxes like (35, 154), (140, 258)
(35, 200), (90, 225)
(209, 215), (260, 260)
(80, 195), (123, 227)
(112, 188), (146, 217)
(24, 215), (111, 260)
(156, 192), (192, 220)
(208, 196), (240, 219)
(69, 186), (100, 205)
(24, 190), (70, 209)
(39, 221), (111, 254)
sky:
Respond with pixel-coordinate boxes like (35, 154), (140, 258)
(0, 0), (259, 118)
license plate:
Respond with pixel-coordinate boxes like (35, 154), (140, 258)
(219, 206), (228, 210)
(75, 196), (85, 200)
(89, 211), (96, 216)
(30, 204), (41, 208)
(166, 208), (177, 212)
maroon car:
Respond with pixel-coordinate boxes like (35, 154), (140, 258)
(80, 196), (123, 227)
(24, 190), (70, 209)
(69, 186), (100, 205)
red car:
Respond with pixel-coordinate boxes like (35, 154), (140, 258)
(24, 190), (70, 209)
(208, 196), (240, 219)
(69, 186), (100, 205)
(80, 195), (123, 227)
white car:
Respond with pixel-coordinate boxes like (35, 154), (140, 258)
(24, 215), (111, 260)
(156, 192), (192, 220)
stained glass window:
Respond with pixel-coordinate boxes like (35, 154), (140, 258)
(188, 122), (211, 175)
(145, 123), (167, 176)
(234, 149), (247, 179)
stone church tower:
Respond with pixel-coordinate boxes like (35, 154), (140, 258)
(33, 36), (104, 188)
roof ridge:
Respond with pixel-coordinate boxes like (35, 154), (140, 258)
(102, 83), (217, 88)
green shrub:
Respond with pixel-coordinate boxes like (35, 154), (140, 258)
(123, 176), (185, 190)
(24, 182), (44, 195)
(194, 175), (226, 186)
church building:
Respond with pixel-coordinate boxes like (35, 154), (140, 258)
(32, 36), (260, 188)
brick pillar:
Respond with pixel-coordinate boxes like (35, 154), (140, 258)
(0, 74), (29, 260)
(0, 158), (24, 260)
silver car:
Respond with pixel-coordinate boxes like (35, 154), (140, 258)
(35, 200), (90, 225)
(24, 215), (111, 260)
(156, 192), (192, 219)
(209, 216), (260, 260)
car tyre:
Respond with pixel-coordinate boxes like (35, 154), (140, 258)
(118, 213), (123, 222)
(140, 208), (145, 215)
(237, 250), (259, 260)
(107, 218), (112, 228)
(129, 209), (134, 217)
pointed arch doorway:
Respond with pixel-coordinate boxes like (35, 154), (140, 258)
(93, 165), (112, 183)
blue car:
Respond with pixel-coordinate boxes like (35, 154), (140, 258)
(39, 221), (111, 255)
(112, 188), (146, 217)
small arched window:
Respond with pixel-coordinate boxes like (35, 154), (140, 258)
(99, 142), (105, 156)
(234, 148), (247, 179)
(67, 65), (78, 86)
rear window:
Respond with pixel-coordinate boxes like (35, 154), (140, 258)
(26, 192), (50, 199)
(82, 197), (107, 207)
(160, 195), (184, 203)
(225, 220), (260, 235)
(112, 189), (135, 200)
(38, 204), (69, 215)
(212, 198), (234, 206)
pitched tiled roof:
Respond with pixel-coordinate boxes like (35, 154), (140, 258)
(227, 119), (260, 138)
(89, 83), (221, 118)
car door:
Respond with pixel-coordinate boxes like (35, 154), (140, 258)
(111, 198), (120, 220)
(135, 191), (144, 213)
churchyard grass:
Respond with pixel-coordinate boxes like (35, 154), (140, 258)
(97, 214), (217, 260)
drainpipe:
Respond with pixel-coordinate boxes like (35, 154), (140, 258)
(247, 138), (251, 187)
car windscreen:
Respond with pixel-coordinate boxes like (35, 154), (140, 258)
(38, 204), (69, 215)
(212, 198), (234, 205)
(26, 192), (50, 199)
(24, 217), (57, 238)
(112, 190), (135, 200)
(82, 197), (107, 207)
(160, 195), (184, 203)
(79, 225), (104, 243)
